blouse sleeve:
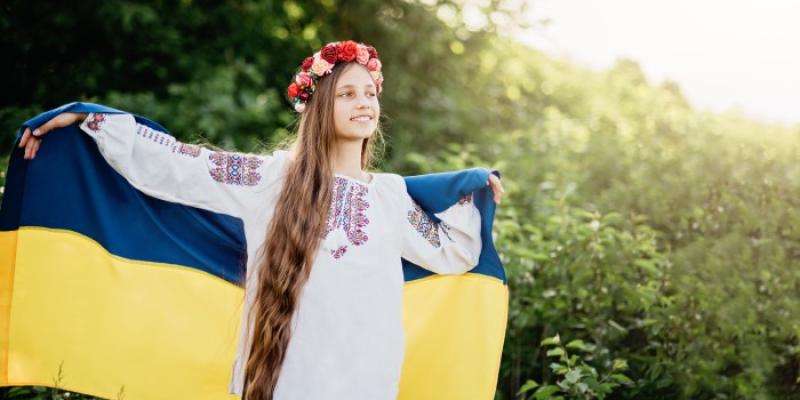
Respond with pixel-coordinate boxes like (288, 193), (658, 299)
(399, 178), (483, 275)
(79, 112), (277, 217)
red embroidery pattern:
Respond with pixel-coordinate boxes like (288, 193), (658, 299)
(440, 221), (455, 242)
(407, 202), (441, 248)
(331, 245), (348, 259)
(85, 113), (107, 132)
(458, 193), (473, 205)
(136, 124), (173, 147)
(324, 177), (370, 259)
(208, 152), (264, 186)
(174, 143), (201, 158)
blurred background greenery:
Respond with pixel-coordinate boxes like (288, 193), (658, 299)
(2, 0), (800, 399)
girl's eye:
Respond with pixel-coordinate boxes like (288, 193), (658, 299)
(338, 92), (376, 98)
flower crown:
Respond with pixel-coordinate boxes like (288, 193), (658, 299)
(287, 40), (384, 113)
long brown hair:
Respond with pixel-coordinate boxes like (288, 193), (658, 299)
(243, 62), (384, 400)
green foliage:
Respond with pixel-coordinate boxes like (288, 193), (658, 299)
(516, 334), (634, 400)
(468, 39), (800, 399)
(404, 34), (800, 399)
(0, 362), (121, 399)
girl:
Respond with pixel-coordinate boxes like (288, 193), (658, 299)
(18, 40), (504, 400)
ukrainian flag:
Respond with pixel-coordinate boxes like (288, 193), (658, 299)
(0, 103), (507, 399)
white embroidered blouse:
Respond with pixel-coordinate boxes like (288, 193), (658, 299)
(79, 112), (483, 400)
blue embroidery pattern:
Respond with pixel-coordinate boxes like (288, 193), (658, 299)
(324, 177), (370, 259)
(407, 201), (441, 248)
(208, 151), (264, 186)
(86, 113), (107, 132)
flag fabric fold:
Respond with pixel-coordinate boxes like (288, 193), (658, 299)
(0, 103), (507, 399)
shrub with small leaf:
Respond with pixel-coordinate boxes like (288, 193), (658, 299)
(517, 333), (633, 400)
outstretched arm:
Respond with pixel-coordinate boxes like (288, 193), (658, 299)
(399, 183), (482, 274)
(19, 111), (280, 217)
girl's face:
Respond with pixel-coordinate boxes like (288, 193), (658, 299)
(333, 64), (380, 141)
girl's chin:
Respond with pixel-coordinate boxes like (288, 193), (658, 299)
(337, 129), (375, 140)
(336, 135), (372, 142)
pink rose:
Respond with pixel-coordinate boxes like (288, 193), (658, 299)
(356, 46), (370, 65)
(367, 58), (381, 72)
(294, 102), (306, 112)
(310, 56), (332, 76)
(295, 72), (313, 88)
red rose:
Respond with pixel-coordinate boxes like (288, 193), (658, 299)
(301, 56), (314, 71)
(367, 46), (378, 59)
(338, 40), (358, 62)
(298, 90), (310, 101)
(287, 83), (299, 99)
(320, 44), (338, 64)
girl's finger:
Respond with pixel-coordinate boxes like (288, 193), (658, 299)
(484, 174), (504, 204)
(25, 138), (39, 160)
(488, 176), (502, 192)
(24, 139), (33, 159)
(33, 122), (50, 137)
(31, 139), (41, 159)
(25, 138), (36, 160)
(34, 113), (72, 137)
(19, 128), (31, 148)
(493, 176), (505, 193)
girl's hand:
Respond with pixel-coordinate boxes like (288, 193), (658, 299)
(487, 174), (505, 205)
(18, 112), (88, 160)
